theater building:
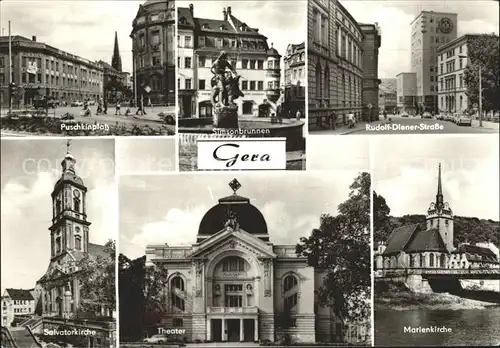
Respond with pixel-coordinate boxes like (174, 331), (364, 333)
(146, 180), (369, 345)
(0, 35), (103, 106)
(131, 0), (176, 105)
(177, 4), (282, 119)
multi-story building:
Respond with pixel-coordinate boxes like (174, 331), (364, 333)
(283, 42), (306, 118)
(177, 4), (282, 119)
(1, 289), (35, 327)
(410, 11), (458, 113)
(359, 23), (382, 121)
(308, 0), (379, 130)
(378, 78), (397, 114)
(145, 179), (369, 345)
(0, 35), (103, 106)
(436, 34), (499, 113)
(396, 72), (417, 114)
(131, 0), (175, 105)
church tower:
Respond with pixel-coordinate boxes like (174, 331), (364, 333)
(49, 140), (91, 260)
(426, 163), (454, 252)
(111, 31), (122, 72)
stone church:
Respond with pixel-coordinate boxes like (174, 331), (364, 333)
(145, 179), (368, 344)
(36, 141), (108, 318)
(375, 164), (499, 270)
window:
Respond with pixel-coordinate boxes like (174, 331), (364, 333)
(257, 81), (263, 90)
(185, 57), (191, 68)
(430, 254), (435, 267)
(249, 60), (256, 69)
(75, 236), (81, 251)
(242, 81), (248, 90)
(257, 60), (264, 69)
(199, 57), (205, 67)
(173, 318), (183, 327)
(324, 67), (329, 99)
(139, 33), (145, 47)
(312, 10), (319, 42)
(222, 257), (245, 271)
(185, 36), (192, 48)
(284, 275), (297, 291)
(56, 200), (61, 215)
(56, 237), (61, 253)
(242, 101), (253, 115)
(284, 293), (298, 311)
(225, 295), (243, 307)
(152, 56), (161, 66)
(315, 62), (321, 100)
(151, 31), (160, 46)
(250, 81), (256, 90)
(199, 79), (206, 90)
(242, 59), (248, 69)
(73, 198), (80, 213)
(185, 79), (191, 89)
(199, 36), (205, 47)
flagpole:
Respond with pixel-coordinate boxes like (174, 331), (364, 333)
(8, 20), (12, 113)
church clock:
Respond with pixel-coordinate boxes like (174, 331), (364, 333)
(439, 18), (453, 34)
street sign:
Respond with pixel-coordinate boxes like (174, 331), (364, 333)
(144, 85), (151, 93)
(473, 103), (478, 108)
(367, 103), (373, 109)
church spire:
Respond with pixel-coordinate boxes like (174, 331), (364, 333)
(436, 163), (443, 211)
(112, 31), (122, 72)
(61, 139), (76, 174)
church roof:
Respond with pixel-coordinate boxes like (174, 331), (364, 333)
(405, 228), (447, 253)
(383, 224), (420, 255)
(5, 288), (34, 301)
(453, 244), (498, 262)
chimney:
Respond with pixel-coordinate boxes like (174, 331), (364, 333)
(227, 6), (231, 16)
(223, 7), (227, 21)
(189, 4), (193, 15)
(32, 36), (37, 42)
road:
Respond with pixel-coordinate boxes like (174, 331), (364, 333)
(1, 105), (176, 135)
(352, 114), (499, 135)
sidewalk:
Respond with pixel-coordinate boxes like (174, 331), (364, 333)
(471, 119), (499, 130)
(313, 120), (382, 135)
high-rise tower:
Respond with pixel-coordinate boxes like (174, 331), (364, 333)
(111, 31), (122, 72)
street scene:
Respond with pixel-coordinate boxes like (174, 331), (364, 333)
(372, 136), (500, 346)
(308, 0), (500, 134)
(1, 139), (117, 347)
(177, 1), (306, 171)
(0, 0), (176, 136)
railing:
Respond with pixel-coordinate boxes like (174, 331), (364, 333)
(207, 306), (258, 314)
(375, 268), (500, 278)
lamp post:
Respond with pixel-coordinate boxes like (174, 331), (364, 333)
(459, 54), (482, 127)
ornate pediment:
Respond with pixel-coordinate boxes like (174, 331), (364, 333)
(192, 233), (275, 260)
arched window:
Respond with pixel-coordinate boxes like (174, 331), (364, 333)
(172, 276), (185, 291)
(429, 254), (435, 267)
(75, 235), (82, 251)
(440, 254), (446, 268)
(284, 275), (298, 292)
(222, 256), (245, 272)
(315, 62), (322, 100)
(55, 237), (61, 253)
(171, 276), (185, 311)
(56, 199), (61, 215)
(420, 254), (426, 267)
(73, 198), (80, 213)
(409, 255), (415, 268)
(324, 66), (330, 100)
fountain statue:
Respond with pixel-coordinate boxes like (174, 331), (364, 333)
(210, 51), (244, 128)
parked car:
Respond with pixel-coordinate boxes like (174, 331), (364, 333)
(436, 113), (444, 120)
(143, 334), (167, 344)
(422, 112), (432, 119)
(61, 113), (74, 120)
(71, 101), (83, 107)
(456, 113), (472, 126)
(401, 112), (409, 118)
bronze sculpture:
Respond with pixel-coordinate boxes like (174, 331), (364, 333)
(210, 51), (243, 107)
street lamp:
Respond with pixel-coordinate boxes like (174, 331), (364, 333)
(459, 54), (482, 127)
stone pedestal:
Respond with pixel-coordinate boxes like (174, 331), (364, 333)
(214, 104), (239, 129)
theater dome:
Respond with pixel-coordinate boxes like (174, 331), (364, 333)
(197, 180), (268, 242)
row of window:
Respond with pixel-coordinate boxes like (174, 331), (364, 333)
(55, 198), (81, 216)
(178, 78), (278, 91)
(178, 56), (279, 70)
(54, 235), (82, 254)
(440, 44), (465, 61)
(13, 307), (31, 313)
(12, 300), (31, 305)
(313, 62), (362, 105)
(18, 57), (101, 79)
(284, 52), (306, 69)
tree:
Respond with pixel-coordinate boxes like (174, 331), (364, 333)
(463, 34), (500, 113)
(296, 172), (370, 322)
(119, 254), (169, 342)
(77, 239), (116, 318)
(373, 191), (393, 244)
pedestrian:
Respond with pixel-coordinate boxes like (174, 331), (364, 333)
(115, 100), (121, 115)
(330, 111), (337, 130)
(136, 97), (144, 116)
(295, 108), (302, 120)
(287, 110), (292, 119)
(348, 112), (355, 128)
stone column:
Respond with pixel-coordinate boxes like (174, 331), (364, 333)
(254, 318), (258, 342)
(240, 318), (244, 342)
(206, 319), (211, 341)
(221, 318), (226, 341)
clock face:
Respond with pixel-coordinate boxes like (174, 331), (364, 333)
(73, 190), (80, 198)
(439, 18), (453, 34)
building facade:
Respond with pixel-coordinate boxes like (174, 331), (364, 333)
(410, 11), (458, 113)
(308, 0), (380, 130)
(283, 42), (306, 118)
(359, 23), (381, 121)
(131, 0), (175, 105)
(378, 78), (396, 114)
(1, 289), (35, 327)
(375, 164), (499, 271)
(0, 35), (103, 106)
(177, 4), (282, 119)
(146, 180), (368, 345)
(396, 72), (417, 114)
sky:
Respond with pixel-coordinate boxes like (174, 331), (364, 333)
(373, 135), (499, 220)
(119, 171), (362, 259)
(178, 0), (307, 62)
(342, 0), (500, 78)
(0, 0), (143, 73)
(307, 135), (371, 171)
(0, 138), (116, 293)
(115, 137), (176, 174)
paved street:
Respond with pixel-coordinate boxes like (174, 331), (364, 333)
(315, 114), (499, 135)
(0, 105), (176, 135)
